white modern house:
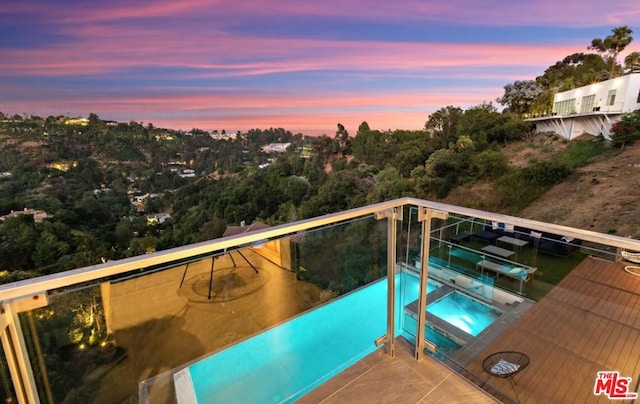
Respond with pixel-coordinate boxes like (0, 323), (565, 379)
(529, 73), (640, 139)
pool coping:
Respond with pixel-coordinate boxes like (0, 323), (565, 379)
(405, 285), (475, 346)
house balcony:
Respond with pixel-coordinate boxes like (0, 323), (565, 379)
(0, 198), (638, 403)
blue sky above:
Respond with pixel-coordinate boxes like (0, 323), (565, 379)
(1, 0), (639, 135)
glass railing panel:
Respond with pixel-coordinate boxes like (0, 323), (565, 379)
(410, 214), (638, 403)
(141, 214), (391, 403)
(19, 284), (118, 403)
(7, 198), (640, 404)
(295, 215), (388, 295)
(0, 337), (17, 403)
(399, 205), (422, 268)
(17, 233), (370, 403)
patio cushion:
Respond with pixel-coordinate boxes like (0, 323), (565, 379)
(491, 359), (520, 375)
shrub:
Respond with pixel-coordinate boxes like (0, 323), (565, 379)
(611, 110), (640, 149)
(559, 137), (607, 168)
(496, 161), (573, 212)
(471, 150), (508, 178)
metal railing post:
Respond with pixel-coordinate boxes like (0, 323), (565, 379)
(415, 207), (448, 362)
(3, 302), (40, 403)
(376, 208), (402, 357)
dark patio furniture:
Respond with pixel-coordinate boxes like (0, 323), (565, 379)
(472, 229), (502, 244)
(483, 351), (530, 402)
(450, 231), (473, 244)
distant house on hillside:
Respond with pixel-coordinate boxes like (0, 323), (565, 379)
(0, 208), (50, 223)
(179, 169), (196, 178)
(63, 117), (89, 126)
(222, 221), (270, 237)
(210, 131), (237, 140)
(47, 161), (78, 172)
(528, 73), (640, 139)
(147, 213), (171, 225)
(262, 143), (291, 153)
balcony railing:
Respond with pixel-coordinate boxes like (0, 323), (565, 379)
(0, 197), (638, 403)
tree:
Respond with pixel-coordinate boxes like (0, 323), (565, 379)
(588, 26), (634, 79)
(335, 123), (350, 155)
(421, 148), (467, 198)
(88, 113), (100, 126)
(425, 106), (463, 148)
(33, 232), (69, 270)
(0, 215), (38, 271)
(457, 103), (500, 147)
(496, 80), (544, 115)
(537, 52), (609, 91)
(366, 167), (414, 204)
(471, 149), (508, 179)
(351, 122), (388, 167)
(624, 51), (640, 73)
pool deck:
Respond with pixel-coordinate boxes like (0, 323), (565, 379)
(464, 256), (640, 403)
(298, 337), (499, 403)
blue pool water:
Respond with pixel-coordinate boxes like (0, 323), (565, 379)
(402, 271), (439, 303)
(427, 291), (500, 336)
(187, 278), (393, 403)
(181, 273), (490, 403)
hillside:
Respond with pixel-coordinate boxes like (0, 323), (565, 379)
(446, 133), (640, 239)
(519, 138), (640, 239)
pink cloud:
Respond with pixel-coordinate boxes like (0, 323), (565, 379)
(0, 29), (580, 79)
(0, 84), (498, 136)
(4, 0), (635, 136)
(49, 0), (639, 29)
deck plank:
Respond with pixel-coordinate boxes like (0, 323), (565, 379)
(466, 257), (640, 403)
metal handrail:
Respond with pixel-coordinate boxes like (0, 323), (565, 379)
(1, 197), (640, 303)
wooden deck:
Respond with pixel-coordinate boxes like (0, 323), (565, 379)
(466, 256), (640, 403)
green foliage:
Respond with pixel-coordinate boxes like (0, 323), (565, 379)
(471, 149), (508, 178)
(298, 171), (367, 218)
(425, 106), (463, 149)
(103, 145), (145, 161)
(0, 215), (37, 270)
(625, 51), (640, 73)
(420, 148), (470, 198)
(521, 161), (573, 187)
(496, 161), (573, 212)
(537, 53), (609, 91)
(297, 218), (386, 295)
(0, 108), (586, 281)
(558, 137), (608, 168)
(366, 167), (415, 204)
(351, 125), (390, 168)
(611, 110), (640, 149)
(588, 26), (634, 79)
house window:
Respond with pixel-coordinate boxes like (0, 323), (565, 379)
(581, 95), (596, 113)
(554, 99), (575, 115)
(637, 90), (640, 103)
(607, 90), (616, 106)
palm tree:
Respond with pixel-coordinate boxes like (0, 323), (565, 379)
(588, 26), (634, 78)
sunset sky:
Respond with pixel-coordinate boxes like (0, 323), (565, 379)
(1, 1), (639, 135)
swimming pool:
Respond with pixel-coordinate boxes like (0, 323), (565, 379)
(174, 273), (489, 403)
(176, 277), (394, 403)
(427, 291), (501, 336)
